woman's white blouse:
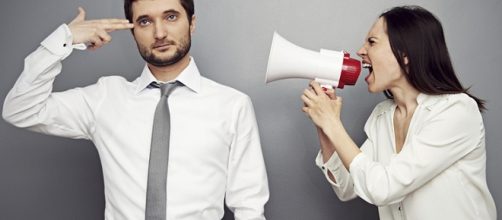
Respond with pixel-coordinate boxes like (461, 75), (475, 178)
(316, 93), (496, 220)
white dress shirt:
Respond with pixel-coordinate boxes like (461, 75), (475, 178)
(316, 93), (496, 220)
(3, 24), (269, 220)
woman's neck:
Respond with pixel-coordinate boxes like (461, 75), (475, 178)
(390, 84), (420, 115)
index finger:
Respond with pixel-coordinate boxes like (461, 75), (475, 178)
(103, 22), (135, 32)
(309, 81), (326, 96)
(89, 18), (130, 26)
(89, 19), (133, 29)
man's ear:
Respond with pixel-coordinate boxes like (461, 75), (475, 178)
(190, 15), (196, 35)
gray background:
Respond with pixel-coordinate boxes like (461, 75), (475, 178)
(1, 0), (501, 219)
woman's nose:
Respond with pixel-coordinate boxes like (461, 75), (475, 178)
(356, 46), (366, 58)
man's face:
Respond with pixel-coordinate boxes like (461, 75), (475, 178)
(131, 0), (195, 67)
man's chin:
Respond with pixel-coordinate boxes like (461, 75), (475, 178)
(148, 60), (175, 67)
(146, 55), (181, 67)
(140, 45), (189, 67)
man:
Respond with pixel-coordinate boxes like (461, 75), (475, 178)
(2, 0), (269, 219)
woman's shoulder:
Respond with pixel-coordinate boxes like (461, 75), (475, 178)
(419, 93), (479, 113)
(367, 93), (479, 120)
(417, 93), (483, 130)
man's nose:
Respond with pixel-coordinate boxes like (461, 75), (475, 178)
(154, 22), (167, 39)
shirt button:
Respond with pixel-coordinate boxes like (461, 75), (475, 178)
(322, 166), (325, 170)
(398, 206), (401, 211)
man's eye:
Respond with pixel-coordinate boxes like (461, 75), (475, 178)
(138, 19), (151, 26)
(166, 15), (177, 21)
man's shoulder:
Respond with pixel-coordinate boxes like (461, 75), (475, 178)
(96, 75), (129, 84)
(93, 75), (135, 88)
(200, 76), (249, 99)
(84, 75), (136, 94)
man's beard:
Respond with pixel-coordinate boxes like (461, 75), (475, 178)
(137, 35), (191, 67)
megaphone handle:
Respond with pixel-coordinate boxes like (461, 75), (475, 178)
(320, 84), (334, 90)
(314, 78), (337, 89)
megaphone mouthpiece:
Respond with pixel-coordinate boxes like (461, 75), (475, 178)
(340, 55), (362, 86)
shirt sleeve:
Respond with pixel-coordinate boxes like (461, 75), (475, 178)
(315, 102), (382, 202)
(2, 24), (99, 140)
(348, 96), (484, 206)
(316, 138), (374, 202)
(225, 95), (269, 220)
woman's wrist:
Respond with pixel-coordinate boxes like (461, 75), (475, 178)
(321, 118), (344, 136)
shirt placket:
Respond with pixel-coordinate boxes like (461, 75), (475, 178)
(397, 202), (406, 220)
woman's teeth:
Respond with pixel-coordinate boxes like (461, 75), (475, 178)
(363, 63), (373, 73)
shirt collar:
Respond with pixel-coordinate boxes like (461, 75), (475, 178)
(416, 93), (444, 111)
(377, 92), (441, 117)
(416, 93), (428, 105)
(134, 57), (202, 94)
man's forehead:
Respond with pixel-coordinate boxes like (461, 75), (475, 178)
(132, 0), (184, 17)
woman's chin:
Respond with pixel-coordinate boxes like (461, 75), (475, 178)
(367, 85), (383, 94)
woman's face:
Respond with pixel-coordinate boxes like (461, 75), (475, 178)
(357, 17), (406, 93)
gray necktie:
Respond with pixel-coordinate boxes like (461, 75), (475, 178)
(145, 81), (181, 220)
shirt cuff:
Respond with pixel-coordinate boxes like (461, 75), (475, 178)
(315, 150), (344, 187)
(40, 24), (86, 60)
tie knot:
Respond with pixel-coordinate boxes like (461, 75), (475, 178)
(151, 81), (182, 97)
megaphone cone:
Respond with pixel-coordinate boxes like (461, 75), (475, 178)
(265, 32), (361, 89)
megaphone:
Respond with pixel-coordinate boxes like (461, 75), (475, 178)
(265, 32), (361, 89)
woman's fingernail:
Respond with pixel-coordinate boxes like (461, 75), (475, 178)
(322, 87), (327, 92)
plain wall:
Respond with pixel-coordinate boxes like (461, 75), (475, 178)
(1, 0), (501, 219)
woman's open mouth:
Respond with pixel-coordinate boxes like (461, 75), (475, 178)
(362, 63), (373, 82)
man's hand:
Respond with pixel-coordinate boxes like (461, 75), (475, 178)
(68, 7), (134, 50)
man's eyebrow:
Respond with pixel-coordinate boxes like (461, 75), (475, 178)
(163, 9), (180, 15)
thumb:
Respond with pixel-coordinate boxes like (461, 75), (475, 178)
(70, 7), (86, 24)
(335, 95), (343, 104)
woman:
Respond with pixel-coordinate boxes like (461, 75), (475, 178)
(301, 5), (496, 220)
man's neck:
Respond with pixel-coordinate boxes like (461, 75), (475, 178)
(148, 55), (191, 82)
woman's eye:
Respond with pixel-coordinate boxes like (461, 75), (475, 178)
(367, 37), (377, 46)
